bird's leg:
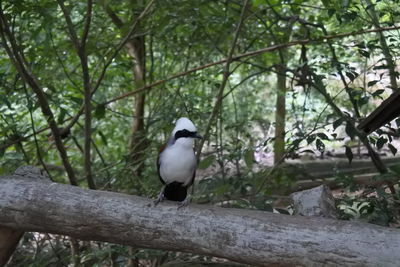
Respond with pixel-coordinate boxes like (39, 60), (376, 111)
(177, 195), (191, 209)
(154, 185), (166, 206)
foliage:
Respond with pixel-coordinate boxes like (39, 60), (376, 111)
(1, 0), (400, 265)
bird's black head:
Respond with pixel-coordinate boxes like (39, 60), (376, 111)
(174, 129), (203, 140)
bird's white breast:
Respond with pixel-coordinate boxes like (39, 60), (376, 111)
(159, 141), (196, 186)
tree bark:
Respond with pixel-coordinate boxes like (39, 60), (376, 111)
(104, 3), (147, 177)
(126, 36), (147, 177)
(1, 173), (400, 266)
(0, 226), (23, 266)
(274, 64), (287, 164)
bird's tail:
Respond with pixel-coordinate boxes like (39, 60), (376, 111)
(164, 182), (187, 202)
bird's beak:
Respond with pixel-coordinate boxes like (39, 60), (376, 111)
(194, 133), (203, 139)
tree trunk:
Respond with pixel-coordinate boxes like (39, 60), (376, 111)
(1, 170), (400, 266)
(274, 64), (287, 164)
(104, 3), (148, 178)
(0, 226), (23, 266)
(126, 21), (147, 179)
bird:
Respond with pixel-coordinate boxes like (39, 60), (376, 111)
(154, 117), (202, 208)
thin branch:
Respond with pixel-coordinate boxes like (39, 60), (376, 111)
(2, 25), (400, 152)
(0, 5), (78, 185)
(101, 25), (400, 107)
(81, 0), (93, 48)
(58, 0), (95, 189)
(103, 4), (124, 28)
(61, 0), (155, 136)
(23, 84), (54, 181)
(320, 25), (361, 118)
(82, 0), (95, 190)
(56, 0), (81, 51)
(196, 0), (250, 158)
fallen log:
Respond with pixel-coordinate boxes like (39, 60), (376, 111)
(0, 167), (400, 266)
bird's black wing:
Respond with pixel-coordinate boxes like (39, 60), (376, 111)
(157, 144), (167, 185)
(186, 148), (197, 187)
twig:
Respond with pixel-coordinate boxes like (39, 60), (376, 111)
(56, 0), (81, 51)
(196, 0), (250, 158)
(23, 84), (54, 181)
(101, 25), (400, 107)
(2, 25), (400, 152)
(58, 0), (95, 189)
(0, 5), (78, 185)
(60, 0), (155, 136)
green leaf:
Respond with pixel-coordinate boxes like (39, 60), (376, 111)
(292, 139), (302, 149)
(94, 104), (106, 119)
(345, 122), (356, 140)
(358, 49), (370, 58)
(98, 131), (108, 146)
(317, 133), (329, 140)
(372, 89), (384, 97)
(333, 118), (344, 131)
(57, 108), (67, 124)
(214, 183), (231, 195)
(389, 164), (400, 175)
(345, 145), (353, 164)
(321, 0), (331, 8)
(367, 80), (378, 87)
(345, 72), (355, 81)
(306, 134), (316, 145)
(388, 143), (397, 156)
(357, 96), (369, 107)
(376, 137), (387, 150)
(198, 155), (215, 169)
(69, 96), (83, 105)
(316, 139), (325, 152)
(244, 148), (255, 168)
(252, 0), (265, 8)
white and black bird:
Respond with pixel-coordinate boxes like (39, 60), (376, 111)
(154, 117), (202, 207)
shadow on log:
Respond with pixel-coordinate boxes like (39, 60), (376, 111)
(0, 167), (400, 266)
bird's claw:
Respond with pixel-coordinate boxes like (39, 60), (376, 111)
(177, 197), (190, 209)
(153, 193), (165, 206)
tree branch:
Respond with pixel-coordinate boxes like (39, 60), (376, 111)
(196, 0), (250, 158)
(101, 25), (400, 107)
(81, 0), (93, 47)
(0, 5), (78, 186)
(56, 0), (81, 51)
(1, 26), (399, 153)
(82, 0), (95, 189)
(60, 0), (155, 137)
(58, 0), (95, 189)
(1, 172), (400, 266)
